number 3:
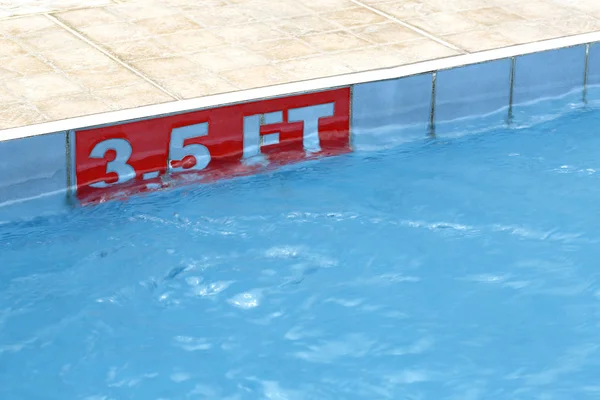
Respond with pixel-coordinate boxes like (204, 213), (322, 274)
(89, 138), (136, 188)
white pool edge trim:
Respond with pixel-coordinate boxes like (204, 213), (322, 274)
(2, 31), (600, 142)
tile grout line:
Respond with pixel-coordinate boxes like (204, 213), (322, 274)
(507, 56), (516, 125)
(66, 129), (78, 207)
(429, 71), (436, 137)
(65, 129), (73, 201)
(584, 43), (590, 104)
(44, 13), (182, 101)
(348, 0), (465, 52)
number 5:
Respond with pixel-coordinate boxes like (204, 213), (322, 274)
(168, 122), (211, 172)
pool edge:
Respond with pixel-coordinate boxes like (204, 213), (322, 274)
(2, 31), (600, 142)
(1, 31), (600, 220)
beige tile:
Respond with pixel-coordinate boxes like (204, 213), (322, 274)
(566, 0), (600, 17)
(194, 0), (233, 4)
(337, 46), (414, 70)
(301, 31), (370, 52)
(351, 22), (423, 44)
(0, 67), (21, 81)
(18, 28), (86, 51)
(375, 1), (439, 20)
(0, 39), (28, 58)
(54, 8), (123, 27)
(4, 72), (82, 102)
(0, 103), (47, 130)
(35, 93), (112, 120)
(493, 20), (566, 44)
(0, 86), (20, 104)
(188, 46), (269, 72)
(220, 65), (293, 89)
(79, 22), (151, 43)
(407, 12), (483, 36)
(237, 0), (313, 19)
(484, 0), (525, 5)
(8, 0), (113, 15)
(2, 0), (599, 130)
(546, 15), (600, 35)
(247, 38), (320, 61)
(105, 1), (179, 21)
(96, 82), (174, 109)
(53, 0), (111, 11)
(158, 0), (227, 6)
(273, 15), (340, 37)
(131, 56), (203, 80)
(163, 73), (238, 99)
(294, 0), (357, 12)
(104, 39), (173, 62)
(134, 15), (201, 35)
(444, 29), (515, 52)
(73, 0), (113, 6)
(321, 7), (388, 28)
(43, 47), (116, 71)
(158, 30), (225, 53)
(215, 23), (286, 44)
(505, 0), (585, 20)
(544, 0), (582, 4)
(393, 38), (460, 63)
(276, 55), (353, 80)
(1, 55), (53, 75)
(584, 10), (600, 20)
(461, 7), (525, 25)
(0, 15), (55, 36)
(359, 0), (403, 3)
(422, 0), (489, 12)
(4, 5), (51, 16)
(185, 5), (255, 27)
(66, 66), (142, 91)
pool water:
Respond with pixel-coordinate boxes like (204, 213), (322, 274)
(3, 107), (600, 399)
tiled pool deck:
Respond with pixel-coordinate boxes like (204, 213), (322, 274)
(1, 0), (600, 131)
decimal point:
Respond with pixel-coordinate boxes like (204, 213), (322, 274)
(143, 171), (161, 180)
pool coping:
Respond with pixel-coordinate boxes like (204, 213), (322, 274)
(3, 30), (600, 143)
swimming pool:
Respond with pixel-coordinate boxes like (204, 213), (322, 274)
(3, 101), (600, 398)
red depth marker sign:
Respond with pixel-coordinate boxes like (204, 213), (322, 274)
(74, 88), (351, 204)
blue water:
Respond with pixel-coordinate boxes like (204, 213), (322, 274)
(3, 107), (600, 399)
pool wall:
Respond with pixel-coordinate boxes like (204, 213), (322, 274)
(1, 35), (599, 221)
